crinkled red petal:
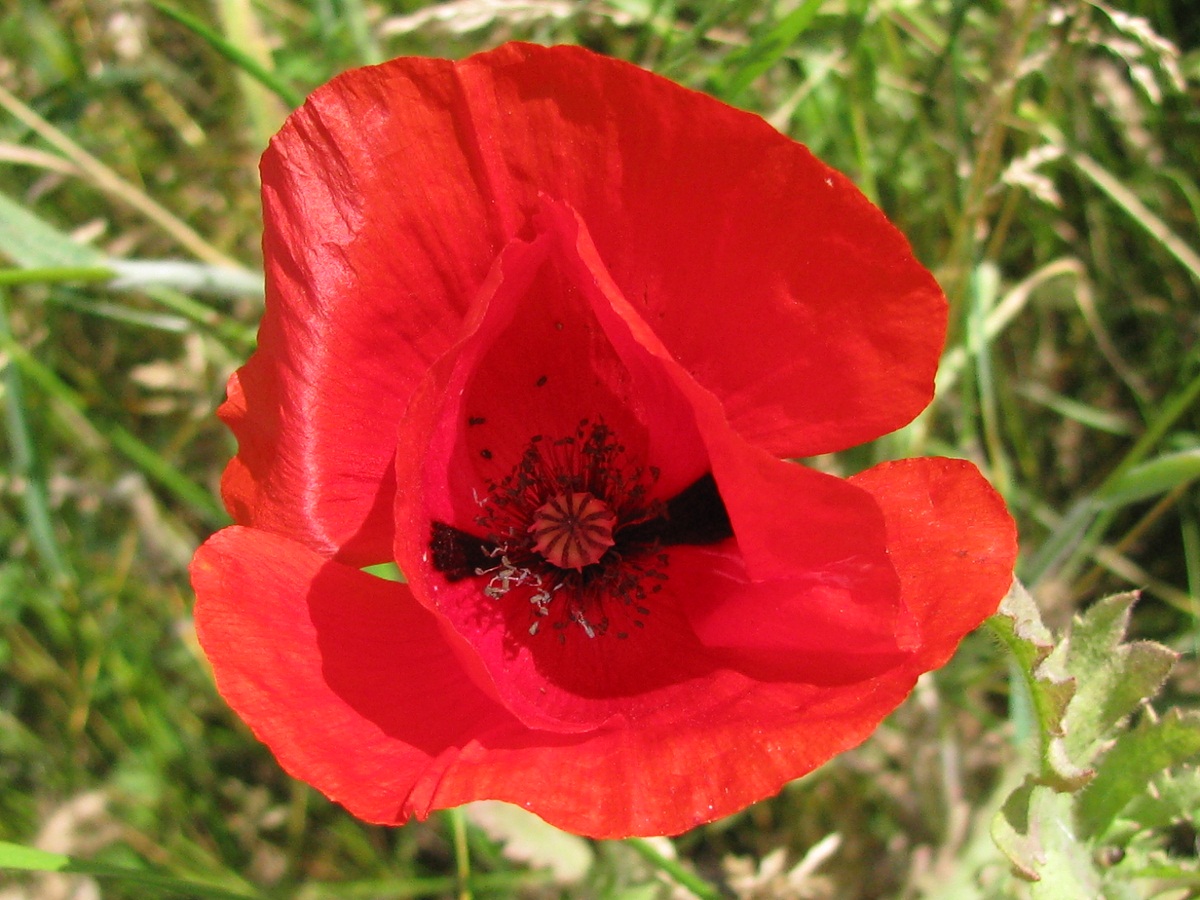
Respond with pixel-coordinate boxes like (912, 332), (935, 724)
(393, 215), (718, 733)
(192, 451), (1013, 839)
(221, 56), (506, 564)
(223, 44), (945, 564)
(193, 526), (889, 836)
(547, 200), (919, 681)
(394, 199), (916, 731)
(849, 456), (1018, 669)
(446, 44), (947, 456)
(192, 526), (517, 822)
(445, 456), (1016, 838)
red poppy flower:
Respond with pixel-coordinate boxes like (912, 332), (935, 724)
(190, 42), (1017, 839)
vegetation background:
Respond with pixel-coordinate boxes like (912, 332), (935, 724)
(1, 0), (1198, 897)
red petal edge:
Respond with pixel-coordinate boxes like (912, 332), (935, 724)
(192, 526), (516, 823)
(393, 200), (912, 732)
(849, 456), (1018, 671)
(220, 43), (947, 564)
(193, 458), (1014, 839)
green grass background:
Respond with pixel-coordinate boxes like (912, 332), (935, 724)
(1, 0), (1198, 897)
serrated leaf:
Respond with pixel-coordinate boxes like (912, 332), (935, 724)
(1035, 640), (1076, 742)
(0, 191), (105, 269)
(1028, 786), (1104, 899)
(1122, 767), (1200, 832)
(992, 778), (1043, 881)
(1079, 709), (1200, 840)
(1062, 593), (1177, 763)
(992, 580), (1055, 671)
(992, 783), (1104, 895)
(1044, 736), (1095, 792)
(1102, 825), (1200, 895)
(462, 800), (593, 883)
(989, 582), (1083, 788)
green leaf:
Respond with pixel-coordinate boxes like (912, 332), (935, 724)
(720, 0), (825, 98)
(1095, 448), (1200, 508)
(1121, 767), (1200, 832)
(0, 191), (106, 269)
(988, 581), (1089, 789)
(1079, 709), (1200, 840)
(1061, 593), (1177, 762)
(1028, 787), (1104, 899)
(991, 588), (1193, 889)
(0, 841), (70, 871)
(991, 778), (1043, 881)
(991, 784), (1104, 894)
(0, 840), (260, 899)
(989, 581), (1058, 694)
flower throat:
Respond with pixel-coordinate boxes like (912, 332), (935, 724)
(430, 419), (733, 640)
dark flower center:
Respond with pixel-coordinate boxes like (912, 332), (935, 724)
(430, 419), (733, 640)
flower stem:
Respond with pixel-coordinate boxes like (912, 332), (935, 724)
(625, 837), (721, 900)
(448, 807), (473, 900)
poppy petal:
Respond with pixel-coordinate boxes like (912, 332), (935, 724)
(189, 526), (918, 839)
(546, 199), (919, 681)
(395, 199), (918, 728)
(191, 526), (519, 823)
(393, 214), (724, 733)
(428, 674), (921, 840)
(849, 456), (1019, 667)
(221, 56), (508, 564)
(424, 462), (1017, 839)
(445, 43), (948, 455)
(190, 464), (1013, 841)
(222, 45), (946, 564)
(191, 525), (893, 838)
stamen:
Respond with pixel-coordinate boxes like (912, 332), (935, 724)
(428, 419), (732, 640)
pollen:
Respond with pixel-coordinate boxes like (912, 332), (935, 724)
(529, 491), (616, 570)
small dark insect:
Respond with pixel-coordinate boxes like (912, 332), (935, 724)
(535, 375), (548, 387)
(480, 448), (493, 460)
(468, 416), (486, 426)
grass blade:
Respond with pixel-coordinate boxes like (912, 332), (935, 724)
(1, 289), (74, 585)
(721, 0), (825, 97)
(0, 330), (228, 525)
(0, 841), (260, 900)
(147, 0), (304, 110)
(625, 838), (721, 900)
(1072, 152), (1200, 284)
(0, 88), (243, 269)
